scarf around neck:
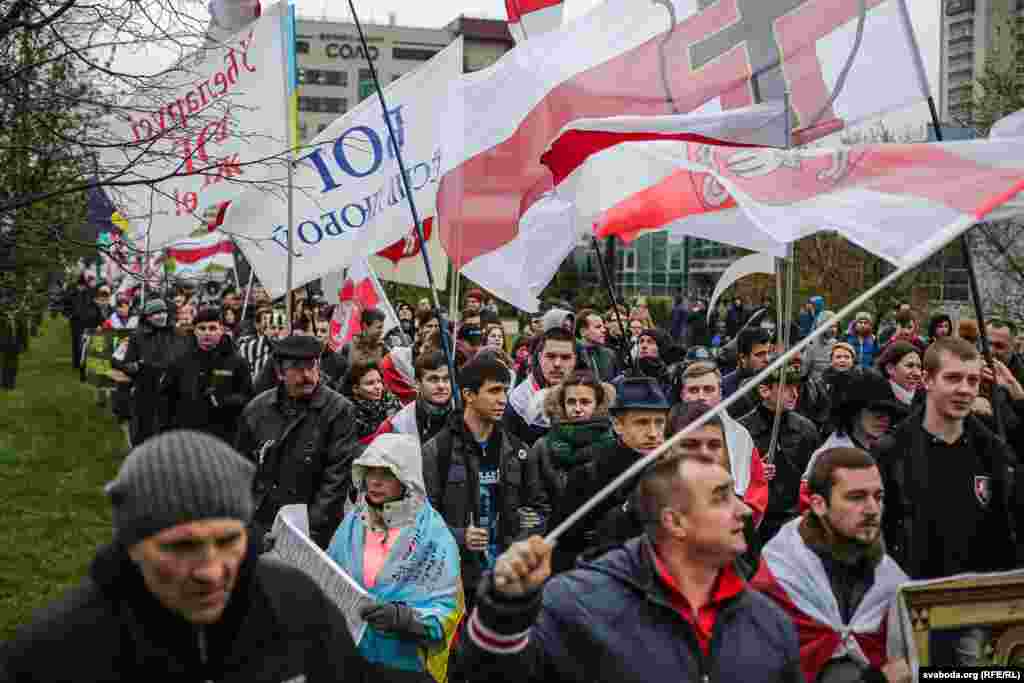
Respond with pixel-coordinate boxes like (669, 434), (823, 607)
(889, 379), (915, 406)
(547, 419), (615, 467)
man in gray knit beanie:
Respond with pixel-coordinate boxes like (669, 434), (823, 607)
(3, 429), (421, 681)
(106, 429), (256, 624)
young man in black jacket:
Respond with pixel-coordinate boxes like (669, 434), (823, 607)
(1, 430), (425, 683)
(874, 336), (1021, 579)
(739, 365), (820, 545)
(162, 305), (252, 445)
(458, 451), (802, 683)
(422, 353), (546, 607)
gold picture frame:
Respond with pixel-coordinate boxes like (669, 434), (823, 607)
(898, 571), (1024, 669)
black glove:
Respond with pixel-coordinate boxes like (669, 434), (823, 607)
(359, 601), (430, 641)
(124, 361), (140, 375)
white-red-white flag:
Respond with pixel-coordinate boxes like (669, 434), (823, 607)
(505, 0), (564, 43)
(328, 259), (400, 349)
(438, 0), (929, 279)
(570, 137), (1024, 267)
(164, 231), (236, 278)
(461, 103), (790, 309)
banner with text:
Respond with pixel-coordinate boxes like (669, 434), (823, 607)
(99, 1), (292, 250)
(227, 39), (462, 298)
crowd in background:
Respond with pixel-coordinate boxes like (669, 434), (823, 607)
(9, 270), (1024, 682)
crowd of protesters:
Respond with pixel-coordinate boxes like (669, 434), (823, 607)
(8, 274), (1024, 683)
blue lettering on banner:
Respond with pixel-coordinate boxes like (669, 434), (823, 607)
(297, 105), (406, 193)
(297, 220), (323, 245)
(321, 211), (343, 237)
(269, 146), (440, 254)
(334, 126), (383, 178)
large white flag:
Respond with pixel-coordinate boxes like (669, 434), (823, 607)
(437, 0), (929, 282)
(226, 40), (463, 299)
(100, 1), (292, 250)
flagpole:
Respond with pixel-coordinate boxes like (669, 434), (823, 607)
(347, 0), (460, 407)
(927, 97), (1004, 439)
(284, 5), (297, 330)
(591, 235), (633, 371)
(547, 210), (1000, 544)
(240, 266), (256, 323)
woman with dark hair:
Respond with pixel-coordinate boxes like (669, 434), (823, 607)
(339, 360), (401, 442)
(875, 341), (922, 408)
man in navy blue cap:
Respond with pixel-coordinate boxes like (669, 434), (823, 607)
(235, 334), (358, 549)
(548, 376), (670, 572)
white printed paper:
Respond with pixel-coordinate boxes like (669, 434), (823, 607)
(269, 504), (373, 642)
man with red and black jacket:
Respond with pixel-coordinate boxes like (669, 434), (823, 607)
(457, 452), (802, 683)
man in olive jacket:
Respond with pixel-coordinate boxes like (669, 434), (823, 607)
(235, 334), (359, 550)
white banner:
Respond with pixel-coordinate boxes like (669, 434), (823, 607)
(269, 504), (373, 643)
(100, 1), (292, 250)
(227, 39), (463, 299)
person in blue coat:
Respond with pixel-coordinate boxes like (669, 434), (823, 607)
(328, 434), (463, 682)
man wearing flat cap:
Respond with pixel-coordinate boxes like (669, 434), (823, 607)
(235, 334), (359, 550)
(1, 431), (426, 682)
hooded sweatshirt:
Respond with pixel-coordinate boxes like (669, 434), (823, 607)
(327, 434), (463, 681)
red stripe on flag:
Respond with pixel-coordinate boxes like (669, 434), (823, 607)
(595, 169), (738, 242)
(505, 0), (561, 23)
(541, 129), (759, 186)
(165, 240), (234, 264)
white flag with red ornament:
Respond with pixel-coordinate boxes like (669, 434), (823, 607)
(368, 217), (448, 290)
(437, 0), (929, 299)
(505, 0), (564, 43)
(460, 103), (790, 310)
(568, 137), (1024, 267)
(328, 259), (400, 349)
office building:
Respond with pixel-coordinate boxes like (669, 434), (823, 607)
(939, 0), (1024, 125)
(295, 15), (514, 142)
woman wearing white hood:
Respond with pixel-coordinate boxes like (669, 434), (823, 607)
(327, 434), (464, 682)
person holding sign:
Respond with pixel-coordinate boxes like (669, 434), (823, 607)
(327, 434), (463, 682)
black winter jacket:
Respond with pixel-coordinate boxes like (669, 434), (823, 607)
(235, 384), (359, 548)
(458, 536), (803, 683)
(118, 322), (187, 443)
(739, 404), (820, 541)
(873, 409), (1022, 579)
(421, 415), (546, 594)
(1, 540), (427, 683)
(550, 438), (646, 574)
(162, 336), (252, 444)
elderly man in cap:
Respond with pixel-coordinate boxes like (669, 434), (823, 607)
(116, 298), (184, 445)
(1, 430), (418, 683)
(550, 375), (670, 572)
(235, 334), (359, 549)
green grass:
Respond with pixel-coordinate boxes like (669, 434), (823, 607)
(0, 316), (127, 640)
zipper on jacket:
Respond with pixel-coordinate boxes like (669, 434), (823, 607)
(196, 627), (214, 683)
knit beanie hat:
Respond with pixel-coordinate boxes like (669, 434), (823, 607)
(105, 430), (256, 547)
